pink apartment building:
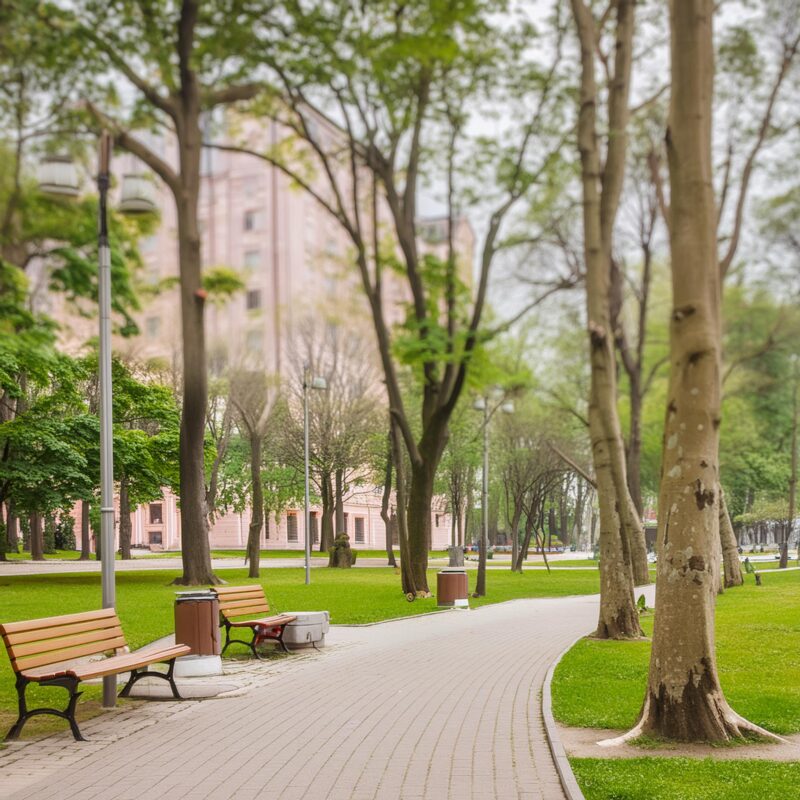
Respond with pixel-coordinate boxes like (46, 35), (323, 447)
(48, 118), (474, 553)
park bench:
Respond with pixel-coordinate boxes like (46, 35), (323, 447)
(213, 585), (296, 659)
(0, 607), (191, 741)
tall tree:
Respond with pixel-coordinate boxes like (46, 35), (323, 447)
(570, 0), (647, 639)
(57, 0), (265, 584)
(623, 0), (777, 742)
(217, 0), (572, 594)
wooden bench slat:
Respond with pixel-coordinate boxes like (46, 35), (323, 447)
(8, 626), (125, 660)
(11, 636), (128, 671)
(3, 617), (123, 647)
(219, 597), (270, 612)
(0, 608), (117, 637)
(227, 614), (296, 629)
(216, 590), (264, 603)
(222, 604), (271, 619)
(69, 644), (192, 681)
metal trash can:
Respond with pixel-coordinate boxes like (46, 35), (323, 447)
(437, 569), (469, 608)
(174, 590), (222, 677)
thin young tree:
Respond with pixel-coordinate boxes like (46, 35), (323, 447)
(570, 0), (648, 639)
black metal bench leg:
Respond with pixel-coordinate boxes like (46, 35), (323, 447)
(119, 663), (183, 700)
(6, 675), (85, 742)
(277, 626), (290, 654)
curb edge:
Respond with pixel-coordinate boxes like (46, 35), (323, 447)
(542, 636), (587, 800)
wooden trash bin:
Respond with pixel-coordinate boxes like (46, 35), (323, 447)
(437, 569), (469, 608)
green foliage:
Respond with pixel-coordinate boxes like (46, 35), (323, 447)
(42, 515), (56, 555)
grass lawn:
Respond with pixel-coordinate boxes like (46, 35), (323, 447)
(571, 758), (800, 800)
(0, 563), (600, 735)
(553, 570), (800, 735)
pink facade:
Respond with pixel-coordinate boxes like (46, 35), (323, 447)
(51, 117), (476, 551)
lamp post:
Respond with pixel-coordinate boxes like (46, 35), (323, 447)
(39, 137), (156, 708)
(303, 364), (327, 585)
(473, 391), (514, 597)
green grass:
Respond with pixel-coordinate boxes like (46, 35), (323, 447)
(553, 570), (800, 735)
(571, 758), (800, 800)
(0, 564), (601, 735)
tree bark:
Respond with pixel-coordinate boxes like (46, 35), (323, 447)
(571, 0), (649, 591)
(334, 468), (345, 534)
(406, 459), (436, 595)
(390, 418), (417, 596)
(320, 471), (334, 552)
(510, 505), (523, 573)
(246, 435), (263, 578)
(719, 488), (743, 587)
(380, 442), (397, 567)
(632, 0), (772, 742)
(80, 500), (91, 560)
(30, 512), (43, 561)
(7, 503), (18, 550)
(119, 478), (132, 559)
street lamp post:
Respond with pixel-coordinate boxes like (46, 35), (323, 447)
(39, 136), (156, 708)
(96, 132), (117, 708)
(303, 364), (327, 585)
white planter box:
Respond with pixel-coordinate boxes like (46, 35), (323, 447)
(282, 611), (330, 649)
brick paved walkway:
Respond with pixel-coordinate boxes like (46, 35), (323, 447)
(1, 594), (618, 800)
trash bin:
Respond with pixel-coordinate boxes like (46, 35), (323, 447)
(437, 568), (469, 608)
(174, 590), (222, 677)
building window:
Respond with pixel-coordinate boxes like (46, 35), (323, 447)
(310, 513), (319, 544)
(246, 289), (262, 311)
(265, 516), (270, 540)
(354, 517), (365, 544)
(145, 316), (161, 339)
(243, 250), (260, 271)
(342, 512), (348, 534)
(149, 503), (163, 524)
(435, 514), (440, 528)
(148, 530), (162, 545)
(244, 210), (262, 231)
(287, 513), (298, 542)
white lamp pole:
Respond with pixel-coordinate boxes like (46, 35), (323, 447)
(303, 364), (327, 585)
(96, 132), (117, 708)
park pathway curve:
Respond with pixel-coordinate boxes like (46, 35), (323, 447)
(1, 593), (629, 800)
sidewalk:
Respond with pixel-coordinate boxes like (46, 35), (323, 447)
(0, 591), (644, 800)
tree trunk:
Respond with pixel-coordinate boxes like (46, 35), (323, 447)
(592, 406), (643, 639)
(320, 471), (334, 552)
(246, 435), (263, 578)
(334, 468), (345, 534)
(380, 443), (397, 567)
(572, 0), (649, 590)
(719, 488), (743, 587)
(626, 381), (645, 518)
(631, 0), (772, 742)
(173, 96), (217, 586)
(119, 478), (132, 559)
(390, 418), (417, 596)
(80, 500), (91, 560)
(7, 503), (18, 551)
(30, 512), (43, 561)
(510, 505), (523, 573)
(406, 459), (435, 595)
